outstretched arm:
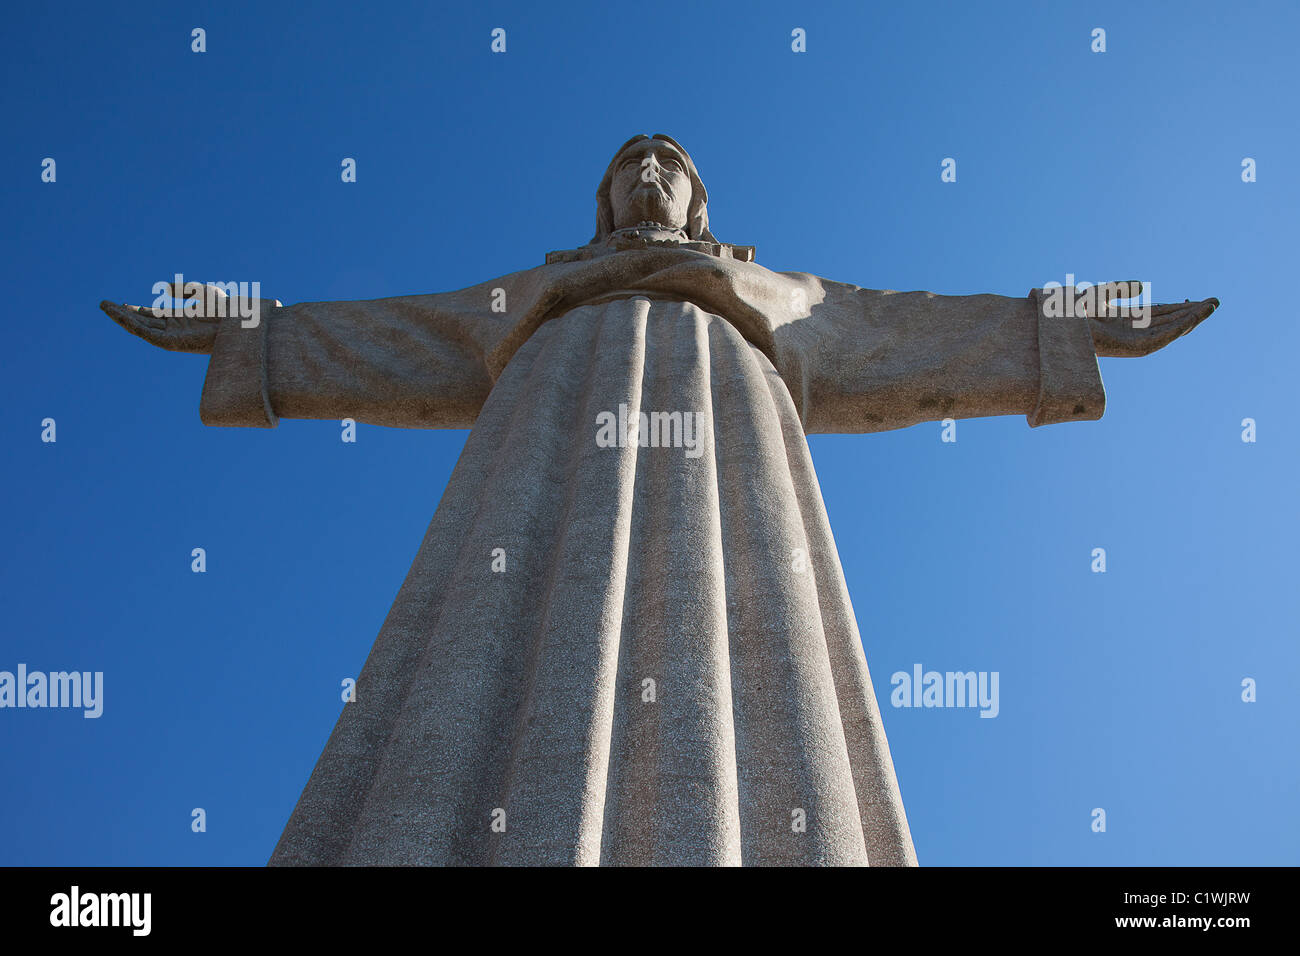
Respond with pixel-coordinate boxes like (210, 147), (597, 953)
(102, 282), (500, 429)
(779, 277), (1216, 434)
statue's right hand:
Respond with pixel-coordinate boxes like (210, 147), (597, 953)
(99, 299), (222, 354)
(100, 282), (276, 354)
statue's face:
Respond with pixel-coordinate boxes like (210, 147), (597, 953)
(608, 139), (694, 232)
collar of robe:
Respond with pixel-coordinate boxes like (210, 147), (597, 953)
(545, 227), (756, 265)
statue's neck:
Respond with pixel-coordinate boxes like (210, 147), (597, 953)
(610, 222), (690, 243)
(545, 225), (756, 266)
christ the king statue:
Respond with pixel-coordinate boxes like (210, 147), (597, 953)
(102, 134), (1217, 866)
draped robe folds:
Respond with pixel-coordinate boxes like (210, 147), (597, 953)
(198, 248), (1105, 866)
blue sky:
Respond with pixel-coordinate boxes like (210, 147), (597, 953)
(1, 0), (1295, 865)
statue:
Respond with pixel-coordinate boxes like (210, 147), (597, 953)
(101, 134), (1217, 866)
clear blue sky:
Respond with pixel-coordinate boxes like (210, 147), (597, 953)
(1, 0), (1295, 865)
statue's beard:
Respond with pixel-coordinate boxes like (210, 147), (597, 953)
(617, 186), (687, 234)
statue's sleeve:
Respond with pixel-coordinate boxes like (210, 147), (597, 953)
(198, 294), (496, 429)
(780, 282), (1106, 434)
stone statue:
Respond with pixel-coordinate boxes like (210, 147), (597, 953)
(101, 134), (1217, 866)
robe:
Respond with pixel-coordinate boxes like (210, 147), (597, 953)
(198, 246), (1105, 866)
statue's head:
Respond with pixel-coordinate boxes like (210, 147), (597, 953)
(592, 134), (717, 244)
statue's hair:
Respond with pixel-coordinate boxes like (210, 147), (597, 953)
(590, 134), (717, 244)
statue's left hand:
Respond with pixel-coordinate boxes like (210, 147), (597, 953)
(1085, 281), (1219, 357)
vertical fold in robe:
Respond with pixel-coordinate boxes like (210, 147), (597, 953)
(759, 360), (918, 866)
(483, 299), (648, 865)
(708, 323), (869, 865)
(599, 301), (742, 866)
